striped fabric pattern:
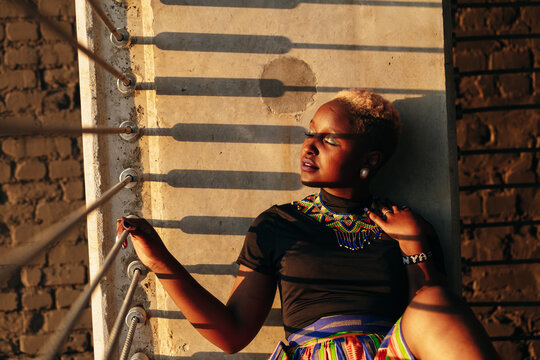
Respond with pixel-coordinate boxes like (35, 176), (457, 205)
(268, 315), (415, 360)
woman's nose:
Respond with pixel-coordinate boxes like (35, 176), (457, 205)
(302, 137), (319, 155)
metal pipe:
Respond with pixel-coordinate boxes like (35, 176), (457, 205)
(120, 318), (139, 360)
(11, 0), (132, 86)
(102, 268), (142, 360)
(0, 125), (133, 137)
(85, 0), (124, 41)
(0, 176), (132, 283)
(37, 230), (130, 360)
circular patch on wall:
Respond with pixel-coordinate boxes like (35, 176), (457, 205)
(259, 56), (317, 114)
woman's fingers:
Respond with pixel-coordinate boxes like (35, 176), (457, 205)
(367, 210), (385, 226)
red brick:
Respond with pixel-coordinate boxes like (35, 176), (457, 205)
(0, 69), (37, 90)
(5, 91), (44, 113)
(459, 193), (483, 218)
(40, 21), (72, 41)
(20, 266), (42, 287)
(485, 8), (518, 29)
(54, 137), (73, 158)
(36, 200), (72, 224)
(55, 287), (83, 308)
(0, 292), (18, 311)
(498, 74), (532, 98)
(5, 22), (39, 41)
(12, 223), (46, 246)
(40, 43), (74, 66)
(19, 334), (49, 354)
(521, 7), (540, 32)
(0, 0), (28, 18)
(454, 50), (486, 72)
(60, 353), (94, 360)
(484, 193), (516, 216)
(4, 46), (38, 66)
(490, 49), (532, 69)
(48, 242), (88, 265)
(1, 136), (72, 159)
(3, 183), (60, 203)
(505, 153), (536, 183)
(61, 180), (84, 201)
(21, 289), (52, 310)
(0, 161), (11, 183)
(43, 67), (78, 87)
(38, 0), (75, 17)
(39, 109), (81, 128)
(43, 91), (71, 113)
(459, 8), (488, 30)
(0, 203), (34, 224)
(43, 308), (91, 332)
(14, 160), (46, 181)
(43, 264), (86, 286)
(0, 312), (23, 334)
(62, 331), (90, 353)
(49, 159), (81, 179)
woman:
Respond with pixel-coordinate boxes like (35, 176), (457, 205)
(117, 89), (499, 359)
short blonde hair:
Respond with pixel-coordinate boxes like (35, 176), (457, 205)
(333, 89), (401, 161)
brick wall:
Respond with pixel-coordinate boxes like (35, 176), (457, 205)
(453, 2), (539, 359)
(0, 0), (93, 359)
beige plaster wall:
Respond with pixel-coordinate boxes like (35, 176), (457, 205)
(77, 0), (457, 358)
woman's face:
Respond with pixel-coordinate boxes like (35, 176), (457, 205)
(300, 100), (368, 196)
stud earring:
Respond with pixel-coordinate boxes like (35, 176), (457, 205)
(360, 168), (369, 179)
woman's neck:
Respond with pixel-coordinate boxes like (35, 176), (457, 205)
(319, 188), (372, 214)
(321, 186), (371, 203)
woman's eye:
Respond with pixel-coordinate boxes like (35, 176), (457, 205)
(323, 135), (339, 145)
(304, 130), (316, 138)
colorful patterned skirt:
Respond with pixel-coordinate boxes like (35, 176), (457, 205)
(268, 315), (416, 360)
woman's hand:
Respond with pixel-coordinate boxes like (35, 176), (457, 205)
(367, 204), (433, 255)
(116, 216), (172, 270)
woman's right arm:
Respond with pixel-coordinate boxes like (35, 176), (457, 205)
(117, 217), (277, 354)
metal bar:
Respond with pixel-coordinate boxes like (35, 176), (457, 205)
(119, 317), (138, 360)
(462, 220), (540, 229)
(102, 269), (141, 360)
(37, 230), (130, 360)
(461, 104), (540, 114)
(0, 125), (132, 137)
(465, 259), (540, 266)
(491, 335), (540, 341)
(454, 1), (540, 8)
(459, 182), (540, 191)
(0, 177), (132, 283)
(11, 0), (131, 85)
(85, 0), (124, 41)
(459, 147), (538, 156)
(455, 33), (540, 42)
(468, 301), (540, 307)
(457, 67), (540, 77)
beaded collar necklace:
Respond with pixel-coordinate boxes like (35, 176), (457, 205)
(293, 193), (382, 250)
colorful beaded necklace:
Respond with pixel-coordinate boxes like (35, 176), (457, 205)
(293, 193), (382, 250)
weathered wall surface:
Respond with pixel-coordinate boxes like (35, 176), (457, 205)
(453, 3), (539, 359)
(84, 0), (459, 358)
(0, 0), (93, 359)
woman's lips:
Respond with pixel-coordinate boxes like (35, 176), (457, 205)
(301, 158), (318, 172)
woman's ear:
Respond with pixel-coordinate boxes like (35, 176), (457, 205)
(367, 151), (383, 169)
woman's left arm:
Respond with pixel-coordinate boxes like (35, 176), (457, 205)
(368, 205), (446, 299)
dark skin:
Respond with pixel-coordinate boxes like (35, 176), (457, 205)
(117, 99), (500, 359)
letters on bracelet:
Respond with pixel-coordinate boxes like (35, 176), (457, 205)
(402, 251), (432, 265)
